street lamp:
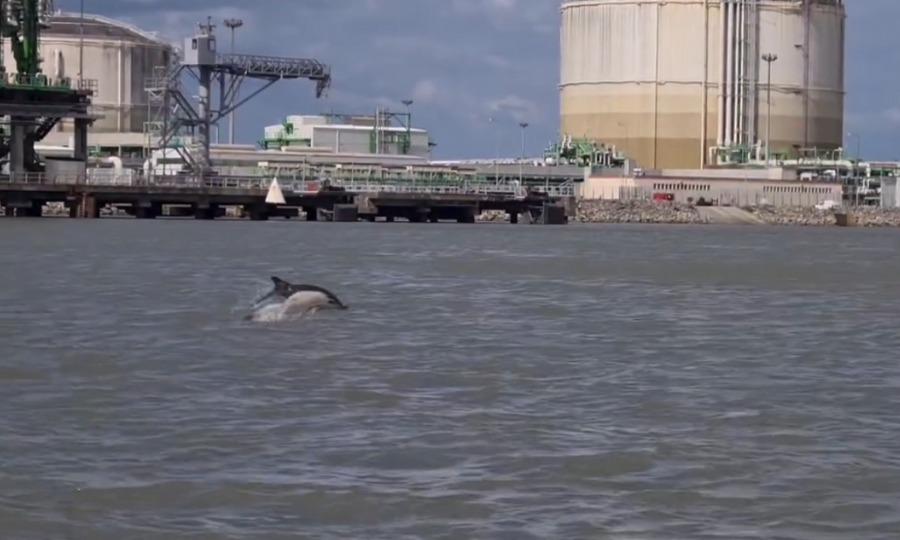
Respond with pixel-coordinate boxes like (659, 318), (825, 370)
(848, 131), (862, 205)
(78, 0), (84, 82)
(224, 18), (244, 144)
(401, 99), (413, 123)
(401, 99), (413, 154)
(488, 117), (500, 181)
(518, 122), (528, 184)
(762, 53), (778, 166)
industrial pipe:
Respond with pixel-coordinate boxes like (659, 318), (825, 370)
(716, 1), (726, 146)
(735, 0), (746, 143)
(142, 157), (157, 177)
(701, 0), (709, 167)
(724, 2), (735, 146)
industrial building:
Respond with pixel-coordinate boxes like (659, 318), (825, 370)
(560, 0), (846, 169)
(262, 113), (432, 157)
(0, 12), (173, 156)
(578, 167), (844, 207)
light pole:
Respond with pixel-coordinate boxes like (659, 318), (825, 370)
(78, 0), (84, 83)
(402, 99), (413, 154)
(762, 53), (778, 166)
(488, 117), (499, 181)
(401, 99), (413, 123)
(848, 131), (862, 205)
(518, 122), (528, 184)
(224, 18), (244, 144)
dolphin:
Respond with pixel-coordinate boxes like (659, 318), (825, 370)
(253, 276), (348, 310)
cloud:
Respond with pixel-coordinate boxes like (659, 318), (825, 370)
(52, 0), (900, 160)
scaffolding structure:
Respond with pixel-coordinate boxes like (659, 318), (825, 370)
(143, 16), (331, 172)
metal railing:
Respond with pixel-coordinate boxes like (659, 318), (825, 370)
(0, 172), (576, 198)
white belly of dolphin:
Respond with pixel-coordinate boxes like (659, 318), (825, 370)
(247, 290), (340, 323)
(284, 290), (333, 312)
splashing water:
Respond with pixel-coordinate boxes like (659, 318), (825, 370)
(245, 291), (330, 323)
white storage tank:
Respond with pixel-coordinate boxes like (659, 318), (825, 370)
(1, 13), (174, 133)
(560, 0), (846, 169)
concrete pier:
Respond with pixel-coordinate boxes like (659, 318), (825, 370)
(0, 175), (569, 225)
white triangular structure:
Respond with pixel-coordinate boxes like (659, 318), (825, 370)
(265, 177), (285, 204)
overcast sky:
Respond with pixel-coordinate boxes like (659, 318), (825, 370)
(66, 1), (899, 160)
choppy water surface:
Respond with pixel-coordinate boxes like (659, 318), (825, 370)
(1, 220), (899, 539)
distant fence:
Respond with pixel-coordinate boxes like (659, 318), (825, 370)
(614, 186), (839, 208)
(0, 172), (576, 198)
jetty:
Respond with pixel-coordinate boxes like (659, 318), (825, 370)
(0, 173), (574, 224)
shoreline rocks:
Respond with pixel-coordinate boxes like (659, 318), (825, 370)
(476, 200), (900, 227)
(574, 200), (708, 224)
(745, 205), (900, 227)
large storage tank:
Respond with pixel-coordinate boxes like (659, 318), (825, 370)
(560, 0), (845, 169)
(1, 13), (173, 133)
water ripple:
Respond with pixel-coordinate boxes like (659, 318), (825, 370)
(0, 221), (898, 539)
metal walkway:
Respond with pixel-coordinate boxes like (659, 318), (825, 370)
(0, 173), (577, 198)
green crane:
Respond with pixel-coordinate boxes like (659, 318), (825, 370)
(0, 0), (52, 86)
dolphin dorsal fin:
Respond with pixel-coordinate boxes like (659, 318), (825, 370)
(271, 276), (285, 285)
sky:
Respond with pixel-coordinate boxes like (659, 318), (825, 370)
(58, 0), (900, 161)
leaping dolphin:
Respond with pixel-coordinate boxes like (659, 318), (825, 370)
(254, 276), (348, 310)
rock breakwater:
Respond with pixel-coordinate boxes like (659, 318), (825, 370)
(746, 206), (900, 227)
(574, 200), (709, 224)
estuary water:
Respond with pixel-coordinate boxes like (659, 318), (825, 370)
(1, 219), (899, 539)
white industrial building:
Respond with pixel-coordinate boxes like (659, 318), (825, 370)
(262, 115), (432, 158)
(1, 12), (173, 156)
(560, 0), (846, 169)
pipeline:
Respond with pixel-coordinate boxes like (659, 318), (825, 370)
(716, 2), (726, 146)
(142, 157), (157, 177)
(723, 1), (735, 146)
(735, 0), (746, 144)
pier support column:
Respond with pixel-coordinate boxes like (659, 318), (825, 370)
(508, 212), (518, 224)
(456, 207), (476, 223)
(332, 204), (359, 222)
(68, 195), (98, 218)
(385, 215), (394, 222)
(428, 213), (439, 223)
(540, 203), (567, 225)
(8, 117), (28, 177)
(133, 202), (157, 219)
(24, 201), (43, 217)
(246, 204), (268, 221)
(304, 207), (317, 221)
(194, 203), (218, 220)
(73, 119), (89, 166)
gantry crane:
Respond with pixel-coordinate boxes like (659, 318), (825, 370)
(0, 0), (94, 174)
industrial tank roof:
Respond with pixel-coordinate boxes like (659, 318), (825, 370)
(44, 13), (172, 47)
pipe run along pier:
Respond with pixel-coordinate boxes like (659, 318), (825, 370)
(0, 174), (573, 224)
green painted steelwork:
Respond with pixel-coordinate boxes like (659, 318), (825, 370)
(543, 135), (626, 167)
(254, 163), (490, 186)
(1, 0), (42, 84)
